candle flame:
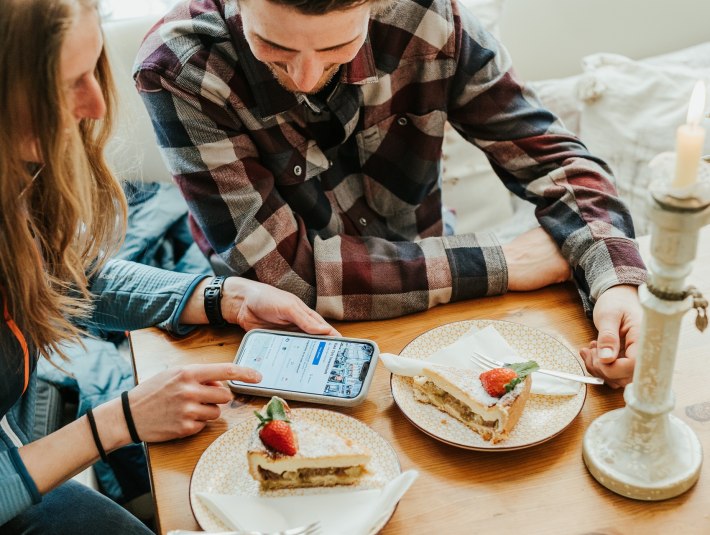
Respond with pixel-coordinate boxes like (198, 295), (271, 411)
(687, 80), (706, 126)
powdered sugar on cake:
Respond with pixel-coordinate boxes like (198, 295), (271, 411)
(432, 366), (514, 406)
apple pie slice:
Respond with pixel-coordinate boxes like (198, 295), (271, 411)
(412, 362), (537, 443)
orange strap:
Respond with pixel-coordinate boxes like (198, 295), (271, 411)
(2, 290), (30, 395)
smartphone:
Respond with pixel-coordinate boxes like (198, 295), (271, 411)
(229, 329), (379, 407)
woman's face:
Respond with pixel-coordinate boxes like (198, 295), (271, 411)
(20, 7), (105, 161)
(60, 7), (106, 122)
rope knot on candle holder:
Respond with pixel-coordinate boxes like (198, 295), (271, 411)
(647, 283), (708, 332)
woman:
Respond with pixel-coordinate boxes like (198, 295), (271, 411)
(0, 0), (337, 532)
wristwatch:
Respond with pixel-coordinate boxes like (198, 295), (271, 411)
(203, 276), (227, 327)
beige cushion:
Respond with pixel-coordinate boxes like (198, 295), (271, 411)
(443, 0), (515, 235)
(103, 16), (172, 183)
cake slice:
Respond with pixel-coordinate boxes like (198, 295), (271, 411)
(247, 397), (371, 490)
(412, 362), (537, 443)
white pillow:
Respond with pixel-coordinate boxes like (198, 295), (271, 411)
(577, 47), (710, 234)
(446, 40), (710, 239)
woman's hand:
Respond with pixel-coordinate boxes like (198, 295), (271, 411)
(179, 276), (339, 335)
(19, 363), (260, 494)
(221, 277), (339, 335)
(124, 363), (261, 443)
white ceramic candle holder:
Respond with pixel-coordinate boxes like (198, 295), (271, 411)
(582, 155), (710, 500)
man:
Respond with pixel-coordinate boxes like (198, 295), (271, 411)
(134, 0), (645, 386)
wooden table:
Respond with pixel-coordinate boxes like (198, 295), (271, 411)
(130, 229), (710, 534)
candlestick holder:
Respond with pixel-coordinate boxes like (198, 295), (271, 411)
(582, 154), (710, 500)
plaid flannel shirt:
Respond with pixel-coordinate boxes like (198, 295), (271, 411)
(134, 0), (646, 320)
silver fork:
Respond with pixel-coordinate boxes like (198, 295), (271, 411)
(167, 520), (321, 535)
(470, 351), (604, 385)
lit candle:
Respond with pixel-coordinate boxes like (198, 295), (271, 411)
(672, 80), (706, 189)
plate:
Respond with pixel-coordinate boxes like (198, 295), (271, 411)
(190, 408), (401, 532)
(390, 319), (587, 451)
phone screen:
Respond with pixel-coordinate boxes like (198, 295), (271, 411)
(232, 332), (375, 399)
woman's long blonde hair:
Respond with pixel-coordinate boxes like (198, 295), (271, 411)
(0, 0), (127, 361)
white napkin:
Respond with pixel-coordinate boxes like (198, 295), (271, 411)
(198, 470), (418, 535)
(381, 325), (580, 396)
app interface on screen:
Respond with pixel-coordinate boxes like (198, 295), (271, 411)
(234, 333), (374, 398)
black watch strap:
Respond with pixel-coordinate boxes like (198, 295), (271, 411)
(204, 276), (227, 326)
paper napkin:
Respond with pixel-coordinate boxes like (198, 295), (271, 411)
(198, 470), (419, 535)
(381, 325), (580, 396)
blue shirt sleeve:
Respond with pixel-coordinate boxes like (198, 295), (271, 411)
(0, 448), (41, 525)
(87, 259), (209, 335)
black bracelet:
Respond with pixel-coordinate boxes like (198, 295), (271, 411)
(85, 408), (109, 463)
(121, 391), (142, 444)
(204, 275), (227, 326)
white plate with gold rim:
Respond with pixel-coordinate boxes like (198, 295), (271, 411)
(390, 319), (587, 451)
(190, 408), (401, 532)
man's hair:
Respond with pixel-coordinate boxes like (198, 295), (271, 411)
(0, 0), (126, 362)
(256, 0), (395, 15)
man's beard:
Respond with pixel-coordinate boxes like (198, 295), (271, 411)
(267, 62), (341, 94)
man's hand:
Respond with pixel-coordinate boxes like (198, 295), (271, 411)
(502, 227), (571, 291)
(222, 277), (339, 335)
(580, 284), (642, 388)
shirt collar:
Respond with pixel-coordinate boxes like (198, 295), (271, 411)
(341, 35), (378, 85)
(227, 13), (378, 120)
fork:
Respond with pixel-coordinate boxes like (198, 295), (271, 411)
(167, 520), (321, 535)
(470, 352), (604, 385)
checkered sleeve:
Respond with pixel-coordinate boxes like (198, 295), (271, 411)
(448, 1), (647, 306)
(136, 70), (508, 320)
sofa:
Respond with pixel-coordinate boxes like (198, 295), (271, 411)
(81, 2), (710, 378)
(102, 0), (710, 242)
(445, 0), (710, 238)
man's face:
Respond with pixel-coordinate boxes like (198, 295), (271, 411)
(240, 0), (370, 94)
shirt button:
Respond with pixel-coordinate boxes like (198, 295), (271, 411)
(359, 217), (368, 226)
(328, 160), (333, 168)
(293, 165), (303, 176)
(397, 117), (408, 126)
